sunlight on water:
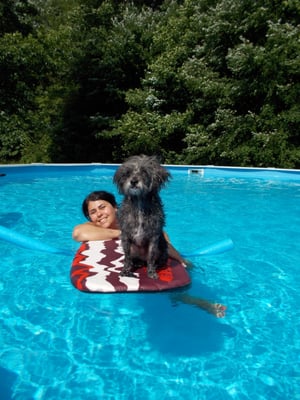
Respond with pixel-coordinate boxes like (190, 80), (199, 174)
(0, 167), (299, 399)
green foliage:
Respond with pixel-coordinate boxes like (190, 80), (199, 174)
(0, 31), (52, 162)
(0, 0), (82, 163)
(123, 0), (300, 167)
(50, 1), (158, 162)
(0, 112), (28, 161)
(0, 0), (38, 36)
(0, 32), (49, 112)
(0, 0), (299, 167)
(110, 108), (191, 161)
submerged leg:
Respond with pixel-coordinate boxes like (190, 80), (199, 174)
(173, 293), (227, 318)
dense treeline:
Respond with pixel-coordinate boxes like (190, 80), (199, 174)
(0, 0), (299, 167)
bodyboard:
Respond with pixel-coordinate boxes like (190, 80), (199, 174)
(71, 239), (191, 293)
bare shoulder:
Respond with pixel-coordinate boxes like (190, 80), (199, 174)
(163, 231), (171, 243)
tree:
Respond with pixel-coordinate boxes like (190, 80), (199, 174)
(0, 0), (81, 163)
(50, 1), (157, 162)
(0, 0), (37, 36)
(0, 0), (299, 167)
(114, 0), (300, 167)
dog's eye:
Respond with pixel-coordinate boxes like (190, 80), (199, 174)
(141, 169), (150, 180)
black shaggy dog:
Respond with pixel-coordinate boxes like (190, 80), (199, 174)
(113, 155), (171, 279)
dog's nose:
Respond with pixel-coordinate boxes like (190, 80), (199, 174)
(130, 178), (138, 187)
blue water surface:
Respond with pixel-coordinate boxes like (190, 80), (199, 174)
(0, 165), (299, 400)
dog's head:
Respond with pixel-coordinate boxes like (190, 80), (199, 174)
(113, 155), (171, 197)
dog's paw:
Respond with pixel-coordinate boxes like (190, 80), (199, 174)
(147, 270), (158, 280)
(120, 269), (135, 278)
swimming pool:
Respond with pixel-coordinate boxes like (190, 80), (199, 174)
(0, 164), (299, 400)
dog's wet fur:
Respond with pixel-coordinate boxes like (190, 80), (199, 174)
(113, 155), (171, 279)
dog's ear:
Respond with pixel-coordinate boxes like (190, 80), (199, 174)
(157, 164), (171, 187)
(148, 156), (171, 190)
(113, 166), (125, 194)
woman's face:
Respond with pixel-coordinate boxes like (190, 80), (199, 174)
(87, 200), (117, 229)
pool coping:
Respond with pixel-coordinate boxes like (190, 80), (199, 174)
(0, 163), (300, 181)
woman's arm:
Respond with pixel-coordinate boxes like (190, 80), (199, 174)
(73, 225), (191, 267)
(72, 222), (121, 242)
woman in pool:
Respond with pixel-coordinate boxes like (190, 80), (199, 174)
(72, 190), (226, 318)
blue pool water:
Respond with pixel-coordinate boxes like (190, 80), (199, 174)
(0, 165), (300, 400)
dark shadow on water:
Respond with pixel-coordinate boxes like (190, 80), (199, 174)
(0, 212), (23, 228)
(0, 366), (18, 400)
(141, 283), (236, 357)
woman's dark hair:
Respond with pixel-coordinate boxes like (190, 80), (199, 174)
(82, 191), (117, 220)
